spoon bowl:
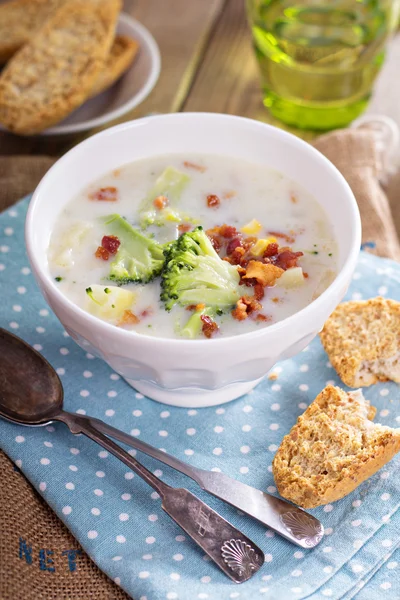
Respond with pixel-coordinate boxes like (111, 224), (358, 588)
(0, 327), (324, 548)
(0, 329), (63, 425)
(0, 327), (266, 581)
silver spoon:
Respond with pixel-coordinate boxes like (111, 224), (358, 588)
(93, 417), (324, 549)
(0, 328), (264, 583)
(0, 328), (324, 548)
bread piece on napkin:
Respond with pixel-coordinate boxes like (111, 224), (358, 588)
(320, 297), (400, 387)
(0, 0), (121, 135)
(272, 385), (400, 508)
(90, 34), (139, 98)
(0, 0), (65, 64)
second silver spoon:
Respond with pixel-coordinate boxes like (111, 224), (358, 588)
(0, 328), (264, 583)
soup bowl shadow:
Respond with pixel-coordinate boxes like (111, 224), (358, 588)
(25, 113), (361, 408)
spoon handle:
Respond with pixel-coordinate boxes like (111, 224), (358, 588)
(63, 413), (170, 497)
(75, 414), (324, 549)
(88, 415), (202, 479)
(59, 413), (264, 582)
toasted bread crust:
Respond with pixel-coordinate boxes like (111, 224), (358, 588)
(320, 297), (400, 387)
(273, 385), (400, 508)
(0, 0), (121, 135)
(0, 0), (65, 64)
(90, 34), (139, 98)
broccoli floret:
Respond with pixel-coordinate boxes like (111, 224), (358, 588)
(161, 226), (241, 312)
(104, 214), (165, 284)
(138, 166), (193, 229)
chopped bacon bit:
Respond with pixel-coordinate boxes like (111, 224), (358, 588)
(268, 231), (295, 244)
(183, 161), (206, 173)
(118, 310), (140, 326)
(243, 261), (284, 287)
(153, 195), (168, 210)
(256, 314), (271, 322)
(232, 295), (262, 321)
(178, 223), (192, 234)
(272, 297), (281, 304)
(242, 295), (262, 314)
(303, 272), (309, 279)
(230, 247), (245, 265)
(237, 266), (246, 276)
(140, 308), (153, 318)
(205, 224), (239, 256)
(254, 283), (265, 301)
(207, 194), (220, 208)
(290, 193), (298, 204)
(232, 299), (248, 321)
(272, 250), (303, 270)
(268, 371), (278, 380)
(226, 237), (242, 255)
(89, 186), (118, 202)
(219, 224), (237, 238)
(209, 235), (222, 252)
(263, 242), (279, 258)
(205, 225), (221, 237)
(95, 246), (110, 261)
(223, 190), (237, 199)
(185, 303), (206, 312)
(101, 235), (120, 255)
(241, 276), (257, 287)
(201, 314), (219, 338)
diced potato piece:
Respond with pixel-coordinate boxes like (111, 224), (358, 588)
(51, 222), (92, 268)
(276, 267), (304, 289)
(86, 284), (136, 321)
(241, 219), (262, 235)
(250, 237), (277, 257)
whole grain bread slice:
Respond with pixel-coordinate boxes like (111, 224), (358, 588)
(90, 34), (139, 98)
(0, 0), (121, 135)
(0, 0), (65, 64)
(320, 297), (400, 387)
(272, 385), (400, 508)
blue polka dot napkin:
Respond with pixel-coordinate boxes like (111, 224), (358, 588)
(1, 196), (399, 600)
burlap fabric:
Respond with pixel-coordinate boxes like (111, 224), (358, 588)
(313, 129), (400, 261)
(1, 128), (399, 599)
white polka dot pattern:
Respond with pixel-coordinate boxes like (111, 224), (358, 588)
(1, 204), (400, 600)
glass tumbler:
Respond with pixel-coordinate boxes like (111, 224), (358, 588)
(246, 0), (400, 130)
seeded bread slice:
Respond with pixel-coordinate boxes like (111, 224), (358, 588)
(320, 297), (400, 387)
(0, 0), (121, 135)
(0, 0), (65, 64)
(90, 35), (139, 98)
(272, 385), (400, 508)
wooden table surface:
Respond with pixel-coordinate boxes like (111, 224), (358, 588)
(1, 0), (400, 224)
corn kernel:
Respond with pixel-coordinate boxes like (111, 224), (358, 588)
(241, 219), (262, 235)
(165, 211), (180, 222)
(250, 237), (277, 257)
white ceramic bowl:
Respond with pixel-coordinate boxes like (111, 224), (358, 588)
(26, 113), (361, 408)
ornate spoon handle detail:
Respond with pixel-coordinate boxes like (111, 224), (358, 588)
(162, 487), (264, 583)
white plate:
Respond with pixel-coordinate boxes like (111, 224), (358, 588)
(0, 13), (161, 136)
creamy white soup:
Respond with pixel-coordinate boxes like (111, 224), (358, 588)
(48, 154), (337, 339)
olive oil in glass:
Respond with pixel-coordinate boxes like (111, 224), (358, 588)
(247, 0), (400, 130)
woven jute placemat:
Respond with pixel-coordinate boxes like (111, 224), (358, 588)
(1, 127), (399, 599)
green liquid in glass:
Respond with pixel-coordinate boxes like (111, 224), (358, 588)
(247, 0), (400, 130)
